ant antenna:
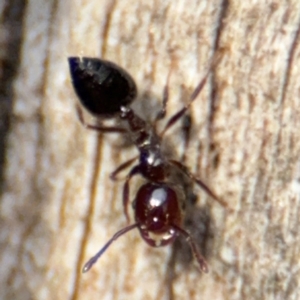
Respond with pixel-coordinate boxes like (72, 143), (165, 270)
(173, 224), (209, 273)
(82, 223), (138, 273)
(82, 221), (209, 273)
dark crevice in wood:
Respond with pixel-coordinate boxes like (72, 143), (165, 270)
(100, 0), (117, 57)
(275, 12), (300, 159)
(208, 0), (229, 138)
(70, 136), (104, 300)
(0, 0), (27, 193)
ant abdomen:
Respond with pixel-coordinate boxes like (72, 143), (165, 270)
(68, 57), (137, 117)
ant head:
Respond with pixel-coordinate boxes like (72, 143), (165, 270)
(82, 181), (209, 273)
(134, 182), (183, 247)
(68, 57), (137, 117)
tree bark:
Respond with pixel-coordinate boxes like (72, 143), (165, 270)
(1, 1), (300, 300)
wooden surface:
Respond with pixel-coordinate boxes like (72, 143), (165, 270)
(1, 1), (300, 299)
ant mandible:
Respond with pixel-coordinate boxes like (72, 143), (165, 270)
(68, 56), (227, 274)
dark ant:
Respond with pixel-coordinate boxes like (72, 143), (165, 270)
(68, 56), (227, 274)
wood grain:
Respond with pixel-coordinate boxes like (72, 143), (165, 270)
(1, 1), (300, 299)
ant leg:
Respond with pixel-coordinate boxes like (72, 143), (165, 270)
(159, 55), (222, 138)
(169, 160), (229, 209)
(76, 105), (126, 133)
(159, 70), (210, 137)
(172, 224), (208, 273)
(110, 156), (138, 180)
(82, 223), (138, 273)
(122, 165), (141, 223)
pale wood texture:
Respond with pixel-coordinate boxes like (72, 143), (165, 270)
(1, 1), (300, 300)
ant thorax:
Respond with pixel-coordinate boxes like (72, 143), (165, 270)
(68, 56), (226, 274)
(119, 105), (170, 181)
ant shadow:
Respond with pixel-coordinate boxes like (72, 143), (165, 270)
(166, 194), (215, 299)
(162, 112), (216, 299)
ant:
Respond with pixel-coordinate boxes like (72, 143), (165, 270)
(68, 56), (227, 274)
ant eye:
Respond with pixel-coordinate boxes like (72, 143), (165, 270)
(68, 57), (137, 117)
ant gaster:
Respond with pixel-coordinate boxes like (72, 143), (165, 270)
(68, 56), (227, 274)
